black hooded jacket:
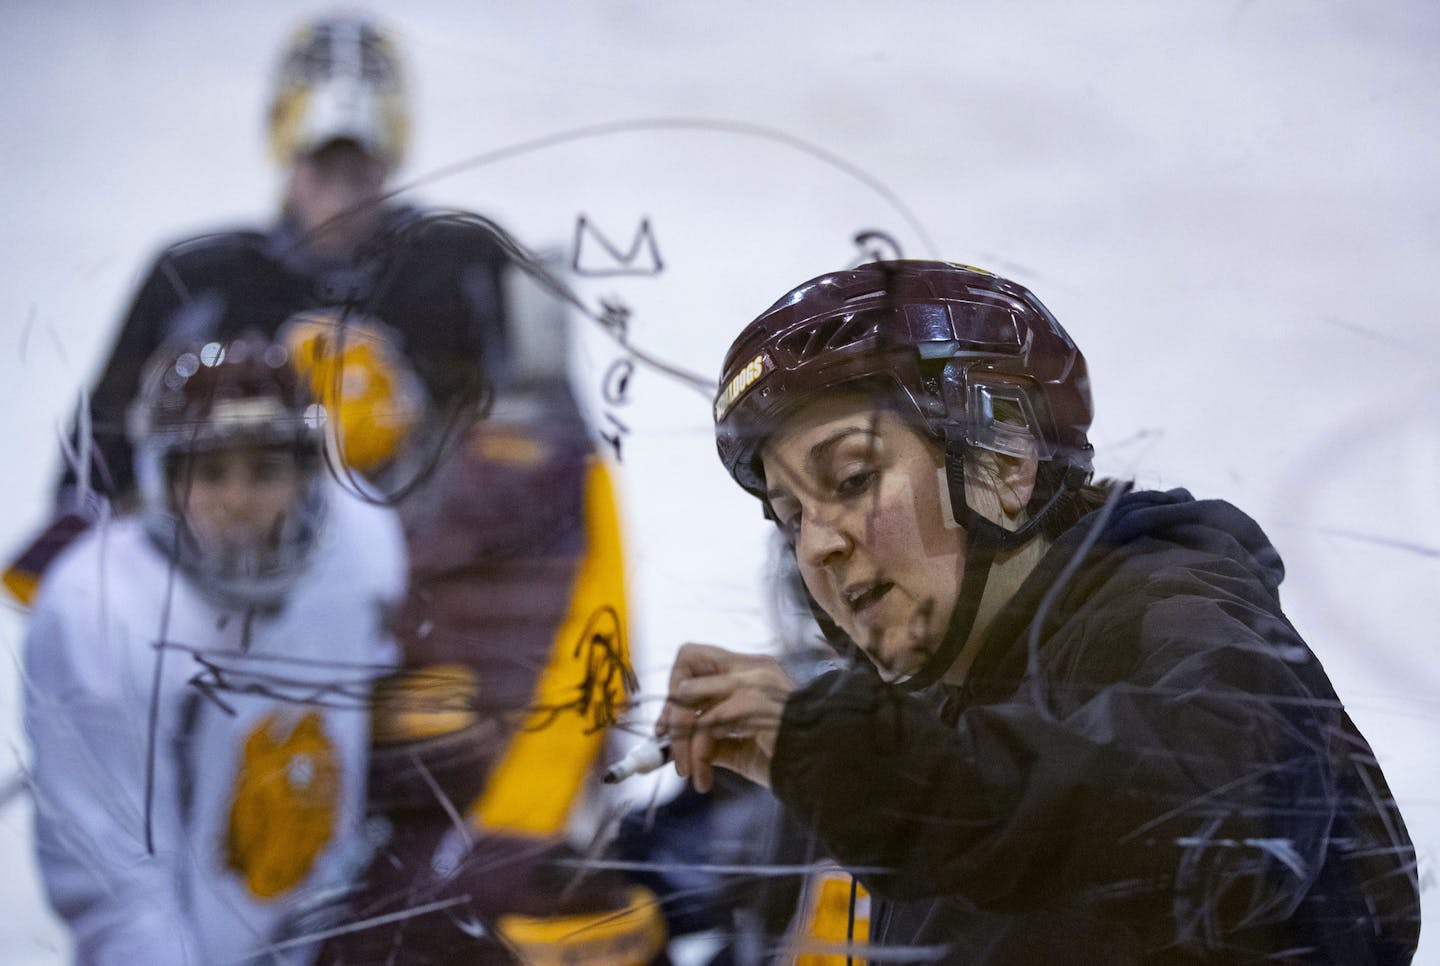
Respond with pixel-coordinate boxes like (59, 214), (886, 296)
(771, 489), (1420, 963)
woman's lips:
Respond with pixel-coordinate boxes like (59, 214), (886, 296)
(845, 581), (894, 623)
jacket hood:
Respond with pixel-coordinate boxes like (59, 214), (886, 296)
(965, 488), (1288, 699)
(1096, 488), (1284, 593)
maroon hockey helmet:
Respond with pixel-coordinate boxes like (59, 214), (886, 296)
(714, 260), (1094, 505)
(128, 337), (328, 607)
(129, 338), (323, 460)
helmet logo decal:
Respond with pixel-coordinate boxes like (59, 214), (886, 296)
(714, 352), (772, 422)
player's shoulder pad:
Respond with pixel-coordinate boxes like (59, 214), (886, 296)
(147, 226), (276, 272)
(31, 516), (156, 612)
(377, 205), (511, 261)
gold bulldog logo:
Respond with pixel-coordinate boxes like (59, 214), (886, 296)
(226, 710), (341, 898)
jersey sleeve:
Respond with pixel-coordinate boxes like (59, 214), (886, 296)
(23, 557), (203, 964)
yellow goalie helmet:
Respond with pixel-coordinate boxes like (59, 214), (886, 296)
(267, 13), (410, 166)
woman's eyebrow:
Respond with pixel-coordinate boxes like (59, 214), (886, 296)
(765, 426), (876, 502)
(766, 426), (875, 503)
(806, 426), (874, 472)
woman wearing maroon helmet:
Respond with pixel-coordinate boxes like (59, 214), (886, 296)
(657, 261), (1420, 963)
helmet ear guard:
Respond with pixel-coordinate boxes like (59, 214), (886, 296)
(937, 359), (1095, 541)
(944, 368), (1054, 462)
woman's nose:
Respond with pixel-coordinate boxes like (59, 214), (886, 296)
(797, 507), (852, 569)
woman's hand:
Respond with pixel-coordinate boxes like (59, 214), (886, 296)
(655, 643), (796, 793)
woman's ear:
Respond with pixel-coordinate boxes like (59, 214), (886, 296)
(993, 451), (1039, 519)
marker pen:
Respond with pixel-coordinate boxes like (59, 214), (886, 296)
(602, 738), (673, 784)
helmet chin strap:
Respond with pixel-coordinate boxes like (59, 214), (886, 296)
(891, 438), (1002, 691)
(893, 436), (1075, 692)
(894, 520), (997, 691)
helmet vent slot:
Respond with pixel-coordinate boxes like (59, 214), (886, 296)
(775, 310), (883, 365)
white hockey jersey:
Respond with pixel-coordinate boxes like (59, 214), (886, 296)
(24, 479), (405, 966)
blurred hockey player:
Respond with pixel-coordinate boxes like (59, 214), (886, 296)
(284, 302), (666, 964)
(58, 11), (515, 508)
(6, 11), (513, 604)
(23, 337), (406, 964)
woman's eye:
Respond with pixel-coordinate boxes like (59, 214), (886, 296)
(835, 469), (877, 498)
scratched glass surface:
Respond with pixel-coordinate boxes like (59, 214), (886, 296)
(0, 3), (1435, 963)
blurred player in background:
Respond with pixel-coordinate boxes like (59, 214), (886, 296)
(24, 337), (406, 964)
(19, 9), (663, 960)
(57, 11), (512, 509)
(286, 312), (665, 964)
(3, 11), (510, 603)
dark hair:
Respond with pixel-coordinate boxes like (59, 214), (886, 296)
(1032, 462), (1124, 539)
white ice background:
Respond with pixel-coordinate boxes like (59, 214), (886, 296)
(1, 1), (1436, 962)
